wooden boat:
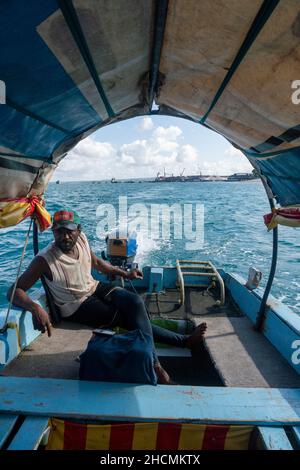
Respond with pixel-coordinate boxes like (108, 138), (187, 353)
(0, 0), (300, 452)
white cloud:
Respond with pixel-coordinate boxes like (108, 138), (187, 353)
(177, 144), (199, 163)
(153, 125), (182, 140)
(224, 146), (245, 159)
(51, 129), (252, 181)
(52, 124), (202, 180)
(117, 126), (192, 169)
(138, 117), (154, 131)
(200, 146), (252, 175)
(53, 137), (116, 181)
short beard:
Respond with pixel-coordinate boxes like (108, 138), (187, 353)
(57, 241), (76, 253)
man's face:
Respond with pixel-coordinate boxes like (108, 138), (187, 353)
(52, 226), (80, 253)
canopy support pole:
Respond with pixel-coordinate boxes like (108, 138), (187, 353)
(58, 0), (114, 118)
(200, 0), (279, 125)
(254, 179), (278, 331)
(33, 222), (61, 324)
(148, 0), (169, 109)
(6, 98), (71, 135)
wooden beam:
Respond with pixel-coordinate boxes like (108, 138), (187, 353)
(0, 415), (18, 449)
(291, 426), (300, 448)
(8, 416), (49, 450)
(258, 426), (293, 450)
(0, 377), (299, 426)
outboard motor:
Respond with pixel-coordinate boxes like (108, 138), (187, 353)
(102, 231), (138, 271)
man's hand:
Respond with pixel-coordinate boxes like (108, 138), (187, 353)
(31, 304), (52, 337)
(127, 268), (143, 280)
(7, 256), (53, 338)
(90, 250), (143, 281)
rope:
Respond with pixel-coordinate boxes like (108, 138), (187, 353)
(0, 218), (33, 333)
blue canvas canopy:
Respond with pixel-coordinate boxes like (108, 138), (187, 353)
(0, 0), (299, 207)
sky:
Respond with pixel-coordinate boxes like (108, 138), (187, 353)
(52, 115), (253, 182)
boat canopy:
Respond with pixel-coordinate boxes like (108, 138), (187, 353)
(0, 0), (300, 210)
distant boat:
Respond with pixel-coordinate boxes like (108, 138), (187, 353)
(55, 180), (60, 184)
(111, 178), (117, 183)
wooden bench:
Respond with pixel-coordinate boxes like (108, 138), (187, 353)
(0, 377), (299, 450)
(0, 414), (49, 450)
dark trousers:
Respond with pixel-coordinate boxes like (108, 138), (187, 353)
(66, 284), (188, 363)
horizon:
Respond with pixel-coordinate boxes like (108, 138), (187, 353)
(51, 171), (257, 184)
(51, 115), (253, 182)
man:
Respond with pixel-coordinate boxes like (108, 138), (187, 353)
(8, 209), (207, 384)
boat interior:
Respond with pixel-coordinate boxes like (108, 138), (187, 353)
(1, 0), (300, 450)
(2, 279), (300, 390)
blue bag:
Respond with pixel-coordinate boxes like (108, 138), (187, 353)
(79, 329), (157, 385)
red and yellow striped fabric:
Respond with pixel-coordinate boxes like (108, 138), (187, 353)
(264, 206), (300, 230)
(46, 419), (255, 450)
(0, 194), (51, 231)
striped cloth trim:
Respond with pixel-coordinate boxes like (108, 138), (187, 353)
(46, 419), (255, 450)
(0, 195), (51, 231)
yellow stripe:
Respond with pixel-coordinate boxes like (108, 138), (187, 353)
(85, 423), (111, 450)
(35, 202), (52, 231)
(0, 201), (29, 228)
(132, 423), (158, 450)
(0, 199), (51, 230)
(6, 322), (21, 353)
(224, 425), (254, 450)
(46, 420), (253, 451)
(178, 424), (206, 450)
(16, 324), (21, 353)
(46, 418), (65, 450)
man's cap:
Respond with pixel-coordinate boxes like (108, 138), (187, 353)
(52, 209), (80, 230)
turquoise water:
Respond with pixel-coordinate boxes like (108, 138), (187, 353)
(0, 180), (299, 314)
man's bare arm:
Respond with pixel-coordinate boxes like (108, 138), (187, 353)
(7, 257), (52, 337)
(90, 251), (143, 279)
(90, 251), (128, 278)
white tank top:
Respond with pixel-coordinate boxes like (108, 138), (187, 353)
(38, 232), (98, 317)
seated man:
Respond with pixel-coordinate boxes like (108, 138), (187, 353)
(7, 209), (207, 384)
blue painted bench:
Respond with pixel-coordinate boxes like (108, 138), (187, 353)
(0, 415), (18, 448)
(0, 377), (299, 449)
(0, 414), (49, 450)
(257, 426), (293, 450)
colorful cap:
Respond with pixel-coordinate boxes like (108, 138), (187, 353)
(52, 209), (80, 230)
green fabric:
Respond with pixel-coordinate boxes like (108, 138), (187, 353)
(114, 318), (192, 349)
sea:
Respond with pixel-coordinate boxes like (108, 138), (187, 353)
(0, 180), (299, 314)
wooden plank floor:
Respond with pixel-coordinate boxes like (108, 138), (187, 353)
(149, 288), (300, 388)
(200, 315), (300, 388)
(1, 321), (92, 379)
